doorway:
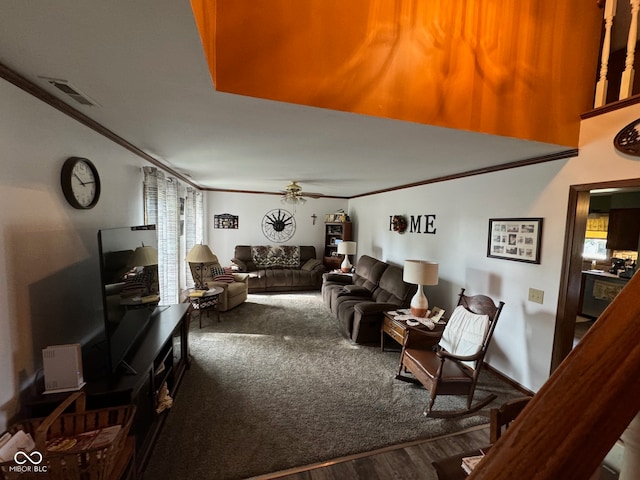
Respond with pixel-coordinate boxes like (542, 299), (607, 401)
(551, 177), (640, 372)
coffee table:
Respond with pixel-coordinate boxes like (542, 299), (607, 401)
(380, 311), (445, 351)
(188, 286), (224, 328)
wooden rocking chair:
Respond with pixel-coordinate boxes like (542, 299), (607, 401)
(396, 288), (505, 417)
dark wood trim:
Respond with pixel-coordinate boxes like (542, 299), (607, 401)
(203, 187), (349, 199)
(581, 93), (640, 119)
(551, 177), (640, 372)
(350, 150), (578, 199)
(0, 61), (199, 189)
(551, 187), (590, 372)
(255, 424), (489, 479)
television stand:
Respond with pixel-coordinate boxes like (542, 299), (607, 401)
(119, 360), (137, 375)
(25, 303), (191, 480)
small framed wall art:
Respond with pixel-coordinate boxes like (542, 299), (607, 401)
(214, 213), (239, 229)
(487, 218), (543, 264)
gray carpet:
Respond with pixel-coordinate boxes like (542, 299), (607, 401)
(143, 292), (523, 480)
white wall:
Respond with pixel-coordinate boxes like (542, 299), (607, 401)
(0, 79), (151, 431)
(3, 66), (640, 428)
(206, 191), (348, 266)
(349, 105), (640, 392)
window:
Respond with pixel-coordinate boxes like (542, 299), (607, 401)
(583, 238), (607, 260)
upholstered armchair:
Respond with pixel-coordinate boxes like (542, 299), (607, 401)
(188, 255), (248, 312)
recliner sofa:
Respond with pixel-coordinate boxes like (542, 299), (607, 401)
(322, 255), (416, 344)
(231, 245), (325, 293)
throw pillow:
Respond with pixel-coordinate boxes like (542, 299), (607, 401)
(208, 266), (226, 277)
(213, 274), (235, 284)
(301, 258), (322, 271)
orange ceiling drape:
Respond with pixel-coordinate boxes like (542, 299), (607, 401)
(191, 0), (603, 147)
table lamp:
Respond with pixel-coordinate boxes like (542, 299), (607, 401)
(127, 243), (159, 295)
(127, 243), (158, 268)
(186, 244), (217, 289)
(403, 260), (439, 317)
(337, 241), (357, 272)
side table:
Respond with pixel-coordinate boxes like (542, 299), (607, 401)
(188, 286), (223, 328)
(381, 311), (445, 352)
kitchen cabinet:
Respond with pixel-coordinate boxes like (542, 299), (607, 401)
(606, 208), (640, 251)
(580, 271), (628, 318)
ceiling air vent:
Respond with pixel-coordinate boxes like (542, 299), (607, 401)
(39, 77), (100, 107)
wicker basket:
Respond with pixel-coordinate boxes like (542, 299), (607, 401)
(0, 391), (135, 480)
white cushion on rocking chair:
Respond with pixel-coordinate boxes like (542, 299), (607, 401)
(439, 305), (490, 369)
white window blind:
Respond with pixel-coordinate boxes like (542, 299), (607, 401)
(143, 167), (180, 305)
(184, 187), (204, 288)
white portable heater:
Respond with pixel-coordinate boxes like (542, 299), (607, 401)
(42, 343), (86, 394)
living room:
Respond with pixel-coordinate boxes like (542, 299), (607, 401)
(2, 1), (640, 478)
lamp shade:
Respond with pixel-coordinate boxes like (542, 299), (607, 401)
(127, 244), (158, 267)
(403, 260), (439, 285)
(186, 244), (217, 263)
(337, 241), (357, 255)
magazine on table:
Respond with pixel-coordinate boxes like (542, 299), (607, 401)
(461, 452), (485, 474)
(46, 425), (122, 453)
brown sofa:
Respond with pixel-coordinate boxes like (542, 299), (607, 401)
(322, 255), (416, 344)
(231, 245), (325, 293)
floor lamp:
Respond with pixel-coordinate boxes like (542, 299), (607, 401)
(403, 260), (439, 317)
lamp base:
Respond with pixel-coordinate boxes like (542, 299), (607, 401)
(341, 255), (352, 273)
(410, 306), (429, 318)
(410, 286), (429, 318)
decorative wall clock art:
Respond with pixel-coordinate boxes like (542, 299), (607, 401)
(261, 209), (296, 243)
(614, 118), (640, 156)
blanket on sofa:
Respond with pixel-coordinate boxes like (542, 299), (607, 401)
(251, 245), (300, 268)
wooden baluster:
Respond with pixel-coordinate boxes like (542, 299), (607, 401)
(595, 0), (617, 107)
(620, 0), (640, 99)
(468, 272), (640, 479)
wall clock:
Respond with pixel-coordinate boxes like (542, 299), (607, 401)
(60, 156), (101, 209)
(262, 209), (296, 243)
(613, 118), (640, 156)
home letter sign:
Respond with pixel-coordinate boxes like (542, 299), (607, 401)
(389, 215), (436, 234)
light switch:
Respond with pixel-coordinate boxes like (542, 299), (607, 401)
(528, 288), (544, 304)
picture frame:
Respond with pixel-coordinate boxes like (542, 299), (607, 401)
(487, 218), (543, 264)
(214, 213), (239, 229)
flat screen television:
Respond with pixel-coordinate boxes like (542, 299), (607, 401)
(97, 225), (160, 374)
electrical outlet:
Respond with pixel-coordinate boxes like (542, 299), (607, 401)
(528, 288), (544, 304)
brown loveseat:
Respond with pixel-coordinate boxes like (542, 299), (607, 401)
(231, 245), (325, 293)
(322, 255), (416, 344)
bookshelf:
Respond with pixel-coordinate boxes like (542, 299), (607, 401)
(323, 221), (352, 270)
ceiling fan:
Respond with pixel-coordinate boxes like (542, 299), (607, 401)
(280, 181), (323, 206)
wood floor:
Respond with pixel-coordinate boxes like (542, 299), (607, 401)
(252, 425), (489, 480)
